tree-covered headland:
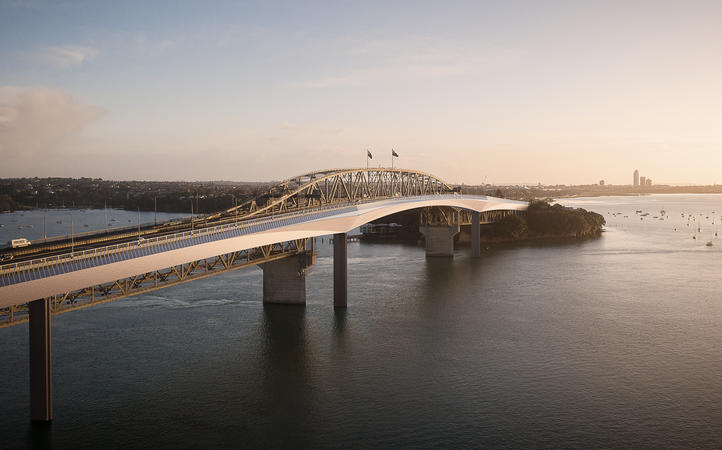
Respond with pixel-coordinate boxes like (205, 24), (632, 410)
(489, 200), (605, 241)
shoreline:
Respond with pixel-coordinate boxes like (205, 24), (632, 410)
(5, 191), (722, 214)
(553, 191), (722, 199)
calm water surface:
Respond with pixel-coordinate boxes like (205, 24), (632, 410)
(1, 196), (721, 448)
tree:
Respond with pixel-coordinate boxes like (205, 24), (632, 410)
(495, 214), (528, 239)
(0, 194), (16, 211)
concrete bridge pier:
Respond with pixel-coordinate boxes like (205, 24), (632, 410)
(29, 298), (52, 422)
(419, 224), (460, 257)
(333, 233), (347, 308)
(472, 211), (481, 257)
(262, 253), (315, 305)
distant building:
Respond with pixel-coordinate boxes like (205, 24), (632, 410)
(640, 176), (646, 186)
(633, 169), (639, 186)
(646, 178), (652, 186)
(599, 180), (605, 186)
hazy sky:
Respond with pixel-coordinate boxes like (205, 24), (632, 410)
(1, 0), (721, 185)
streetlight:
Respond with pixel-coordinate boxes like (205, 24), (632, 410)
(137, 207), (141, 242)
(70, 212), (74, 255)
(233, 195), (238, 225)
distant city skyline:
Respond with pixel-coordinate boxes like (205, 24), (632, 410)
(2, 1), (722, 185)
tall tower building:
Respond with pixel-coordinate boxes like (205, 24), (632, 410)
(640, 176), (646, 186)
(633, 169), (639, 186)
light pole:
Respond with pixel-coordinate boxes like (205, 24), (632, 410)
(70, 213), (74, 254)
(232, 195), (237, 225)
(137, 207), (141, 242)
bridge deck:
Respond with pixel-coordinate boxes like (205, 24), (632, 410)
(0, 194), (527, 311)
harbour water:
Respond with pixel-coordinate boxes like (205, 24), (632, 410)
(1, 195), (721, 448)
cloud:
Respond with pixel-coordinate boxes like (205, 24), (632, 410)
(0, 87), (105, 158)
(279, 121), (301, 131)
(289, 35), (521, 89)
(130, 35), (177, 56)
(291, 64), (468, 89)
(1, 0), (49, 9)
(289, 36), (478, 89)
(37, 45), (99, 68)
(278, 121), (348, 134)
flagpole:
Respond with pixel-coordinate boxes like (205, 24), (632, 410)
(366, 149), (374, 170)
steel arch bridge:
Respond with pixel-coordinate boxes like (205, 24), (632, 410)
(0, 166), (529, 423)
(210, 168), (456, 221)
(0, 168), (525, 328)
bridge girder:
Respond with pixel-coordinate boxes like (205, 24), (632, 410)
(420, 206), (522, 227)
(0, 168), (528, 328)
(0, 238), (313, 328)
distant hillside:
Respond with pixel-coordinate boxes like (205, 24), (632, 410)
(0, 177), (272, 213)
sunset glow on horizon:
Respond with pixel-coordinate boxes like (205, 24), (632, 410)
(2, 1), (721, 185)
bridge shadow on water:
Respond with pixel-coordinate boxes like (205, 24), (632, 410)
(420, 252), (498, 298)
(27, 422), (52, 450)
(254, 303), (324, 448)
(483, 235), (601, 251)
(332, 307), (348, 336)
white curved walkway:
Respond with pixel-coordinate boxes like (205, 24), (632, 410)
(0, 194), (527, 307)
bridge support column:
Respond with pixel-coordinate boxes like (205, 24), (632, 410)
(29, 298), (52, 422)
(472, 211), (480, 257)
(262, 254), (313, 305)
(333, 233), (347, 308)
(419, 224), (460, 257)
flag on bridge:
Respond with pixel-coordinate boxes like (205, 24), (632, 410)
(391, 149), (399, 168)
(367, 150), (373, 159)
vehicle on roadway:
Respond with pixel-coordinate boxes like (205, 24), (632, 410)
(10, 238), (31, 248)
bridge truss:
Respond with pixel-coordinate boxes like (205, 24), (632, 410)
(0, 238), (313, 328)
(420, 206), (523, 226)
(0, 166), (532, 426)
(0, 168), (520, 328)
(211, 168), (455, 221)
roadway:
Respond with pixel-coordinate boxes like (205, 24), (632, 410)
(1, 212), (261, 264)
(1, 194), (529, 309)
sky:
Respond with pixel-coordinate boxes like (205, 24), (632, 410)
(1, 0), (721, 185)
